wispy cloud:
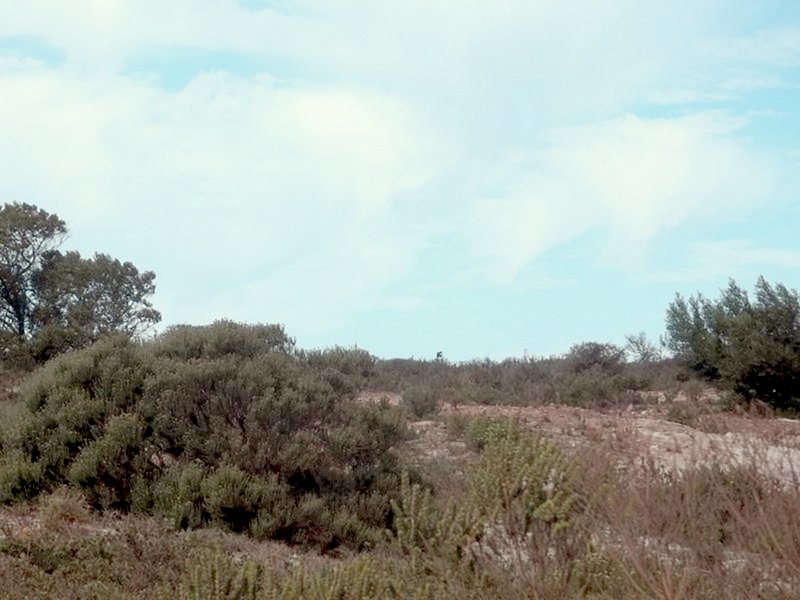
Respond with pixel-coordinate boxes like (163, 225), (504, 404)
(645, 240), (800, 285)
(462, 113), (773, 279)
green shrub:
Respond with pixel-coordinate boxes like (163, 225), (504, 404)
(0, 450), (44, 502)
(153, 320), (294, 360)
(68, 413), (146, 509)
(463, 416), (517, 451)
(174, 549), (263, 600)
(201, 466), (278, 534)
(0, 322), (410, 549)
(391, 473), (483, 564)
(153, 463), (209, 530)
(467, 421), (579, 540)
(172, 551), (426, 600)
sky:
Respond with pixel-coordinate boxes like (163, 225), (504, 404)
(1, 1), (799, 361)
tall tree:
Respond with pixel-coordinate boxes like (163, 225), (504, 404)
(664, 277), (800, 409)
(32, 251), (161, 359)
(0, 202), (160, 362)
(0, 203), (67, 337)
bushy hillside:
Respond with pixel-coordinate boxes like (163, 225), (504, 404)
(0, 321), (409, 550)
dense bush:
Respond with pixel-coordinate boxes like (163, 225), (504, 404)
(297, 346), (376, 388)
(0, 322), (409, 549)
(564, 342), (626, 374)
(665, 277), (800, 410)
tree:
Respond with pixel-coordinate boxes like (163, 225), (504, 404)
(0, 202), (161, 362)
(624, 331), (662, 363)
(664, 277), (800, 410)
(0, 203), (67, 337)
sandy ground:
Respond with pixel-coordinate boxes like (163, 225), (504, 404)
(393, 389), (800, 485)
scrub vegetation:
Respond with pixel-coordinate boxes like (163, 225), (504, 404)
(1, 203), (800, 598)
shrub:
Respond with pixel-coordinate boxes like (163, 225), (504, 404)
(68, 413), (147, 509)
(565, 341), (626, 374)
(466, 420), (580, 540)
(299, 346), (376, 382)
(153, 320), (294, 360)
(0, 450), (44, 502)
(175, 548), (263, 600)
(400, 385), (438, 418)
(0, 322), (409, 549)
(153, 463), (209, 530)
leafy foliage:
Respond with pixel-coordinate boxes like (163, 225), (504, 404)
(665, 277), (800, 409)
(0, 203), (67, 338)
(0, 202), (160, 364)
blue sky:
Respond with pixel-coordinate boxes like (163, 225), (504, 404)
(1, 1), (799, 360)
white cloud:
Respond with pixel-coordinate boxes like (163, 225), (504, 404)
(464, 113), (774, 278)
(0, 65), (449, 327)
(646, 240), (800, 284)
(718, 27), (800, 68)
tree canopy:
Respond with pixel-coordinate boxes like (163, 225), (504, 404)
(0, 203), (67, 338)
(664, 277), (800, 410)
(0, 202), (160, 363)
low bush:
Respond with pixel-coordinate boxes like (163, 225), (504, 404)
(400, 385), (438, 418)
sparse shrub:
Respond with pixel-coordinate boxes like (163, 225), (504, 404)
(39, 486), (91, 529)
(555, 366), (639, 407)
(444, 413), (472, 439)
(624, 331), (663, 363)
(400, 385), (438, 418)
(665, 402), (703, 428)
(0, 331), (36, 371)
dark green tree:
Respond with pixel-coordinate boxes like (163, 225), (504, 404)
(0, 202), (160, 362)
(664, 277), (800, 410)
(0, 203), (67, 337)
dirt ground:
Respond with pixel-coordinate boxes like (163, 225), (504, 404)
(384, 387), (800, 486)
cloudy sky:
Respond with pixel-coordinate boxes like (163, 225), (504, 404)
(1, 1), (799, 360)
